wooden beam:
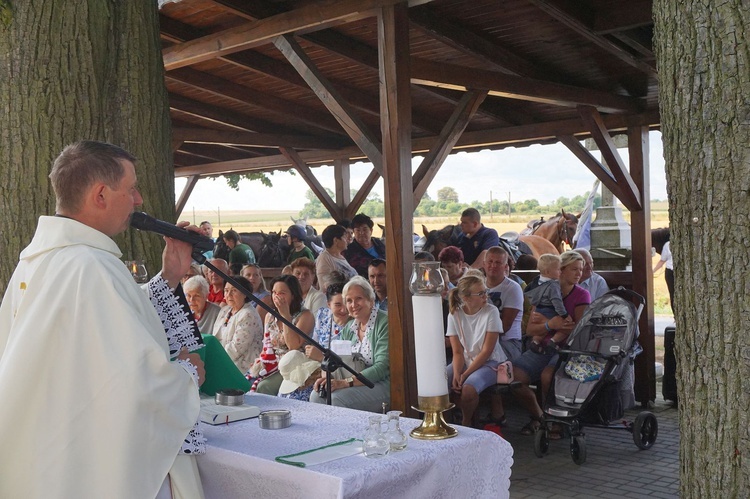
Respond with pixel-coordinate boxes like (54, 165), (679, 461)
(166, 68), (344, 135)
(346, 169), (380, 219)
(173, 110), (661, 177)
(161, 15), (438, 135)
(334, 159), (351, 210)
(558, 135), (632, 202)
(279, 147), (343, 221)
(379, 4), (417, 415)
(412, 90), (488, 204)
(175, 175), (200, 215)
(578, 105), (642, 210)
(410, 58), (645, 113)
(409, 6), (547, 79)
(162, 0), (428, 70)
(526, 0), (657, 75)
(169, 94), (305, 135)
(199, 3), (444, 133)
(593, 1), (654, 34)
(273, 34), (384, 175)
(627, 126), (655, 404)
(172, 127), (348, 150)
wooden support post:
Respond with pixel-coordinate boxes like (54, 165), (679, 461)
(279, 147), (342, 221)
(378, 3), (417, 415)
(175, 175), (200, 216)
(628, 126), (656, 404)
(334, 159), (351, 214)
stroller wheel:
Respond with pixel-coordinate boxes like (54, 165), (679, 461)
(570, 435), (587, 465)
(633, 411), (658, 450)
(533, 428), (550, 458)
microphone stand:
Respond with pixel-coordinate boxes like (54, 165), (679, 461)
(193, 252), (374, 404)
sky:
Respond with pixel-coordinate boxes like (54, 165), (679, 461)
(175, 131), (667, 214)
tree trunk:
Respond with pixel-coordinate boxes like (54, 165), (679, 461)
(653, 1), (750, 495)
(0, 1), (174, 293)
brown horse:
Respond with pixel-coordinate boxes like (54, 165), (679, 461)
(521, 210), (579, 253)
(420, 224), (559, 261)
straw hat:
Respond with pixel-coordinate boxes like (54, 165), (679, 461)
(278, 350), (321, 394)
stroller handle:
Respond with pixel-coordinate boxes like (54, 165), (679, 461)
(605, 286), (646, 306)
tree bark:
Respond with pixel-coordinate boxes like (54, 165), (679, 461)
(653, 1), (750, 495)
(0, 1), (174, 293)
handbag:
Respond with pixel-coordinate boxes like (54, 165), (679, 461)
(455, 313), (514, 385)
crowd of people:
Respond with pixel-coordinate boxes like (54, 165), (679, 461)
(0, 140), (631, 498)
(190, 206), (618, 438)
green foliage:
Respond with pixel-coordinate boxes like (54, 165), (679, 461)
(300, 185), (607, 221)
(414, 186), (601, 218)
(299, 188), (334, 219)
(437, 186), (459, 203)
(0, 0), (11, 28)
(219, 172), (274, 191)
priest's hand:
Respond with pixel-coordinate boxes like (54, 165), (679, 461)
(162, 222), (202, 288)
(178, 348), (206, 386)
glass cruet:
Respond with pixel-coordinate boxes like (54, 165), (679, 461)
(363, 415), (390, 458)
(386, 410), (408, 451)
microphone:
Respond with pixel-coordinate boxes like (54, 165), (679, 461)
(130, 212), (215, 253)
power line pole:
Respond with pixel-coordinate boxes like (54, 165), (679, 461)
(507, 192), (512, 221)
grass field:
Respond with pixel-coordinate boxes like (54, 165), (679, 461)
(190, 207), (672, 315)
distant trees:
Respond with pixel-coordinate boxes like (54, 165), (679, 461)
(299, 185), (608, 221)
(437, 186), (459, 203)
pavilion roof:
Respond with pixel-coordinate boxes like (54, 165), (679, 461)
(161, 0), (659, 179)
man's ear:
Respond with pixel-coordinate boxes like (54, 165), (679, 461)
(91, 183), (109, 209)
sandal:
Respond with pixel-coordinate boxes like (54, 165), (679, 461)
(480, 413), (507, 426)
(548, 423), (564, 440)
(520, 418), (541, 436)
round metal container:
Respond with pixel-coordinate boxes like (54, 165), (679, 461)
(259, 410), (292, 429)
(215, 389), (246, 406)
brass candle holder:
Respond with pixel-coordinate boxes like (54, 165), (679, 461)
(410, 394), (457, 440)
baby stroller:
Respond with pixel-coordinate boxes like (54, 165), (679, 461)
(533, 288), (658, 464)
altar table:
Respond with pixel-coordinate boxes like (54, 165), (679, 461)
(198, 394), (513, 498)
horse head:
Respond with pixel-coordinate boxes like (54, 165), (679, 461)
(212, 230), (230, 262)
(553, 209), (579, 248)
(422, 224), (459, 259)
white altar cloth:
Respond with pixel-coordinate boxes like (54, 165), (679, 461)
(198, 394), (513, 499)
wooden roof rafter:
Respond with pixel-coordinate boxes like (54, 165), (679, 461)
(525, 0), (657, 76)
(162, 0), (435, 70)
(273, 34), (385, 175)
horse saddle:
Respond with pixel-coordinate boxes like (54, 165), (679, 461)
(497, 234), (523, 264)
(520, 217), (545, 236)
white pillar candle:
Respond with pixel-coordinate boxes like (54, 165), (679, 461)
(412, 294), (449, 398)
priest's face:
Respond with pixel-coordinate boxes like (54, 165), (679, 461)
(108, 160), (143, 236)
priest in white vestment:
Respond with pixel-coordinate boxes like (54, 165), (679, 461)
(0, 141), (205, 499)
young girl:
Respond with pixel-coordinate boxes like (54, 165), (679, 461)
(446, 274), (508, 427)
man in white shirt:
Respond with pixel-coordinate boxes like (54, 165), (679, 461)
(0, 141), (205, 499)
(484, 247), (524, 361)
(574, 248), (610, 301)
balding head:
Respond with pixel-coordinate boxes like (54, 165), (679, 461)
(573, 248), (594, 281)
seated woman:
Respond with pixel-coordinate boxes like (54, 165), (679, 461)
(511, 250), (591, 439)
(250, 275), (315, 395)
(291, 257), (327, 315)
(343, 213), (386, 277)
(240, 263), (274, 323)
(315, 224), (357, 292)
(310, 276), (390, 413)
(211, 276), (264, 373)
(305, 282), (351, 361)
(446, 274), (508, 427)
(438, 246), (468, 287)
(184, 275), (221, 335)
